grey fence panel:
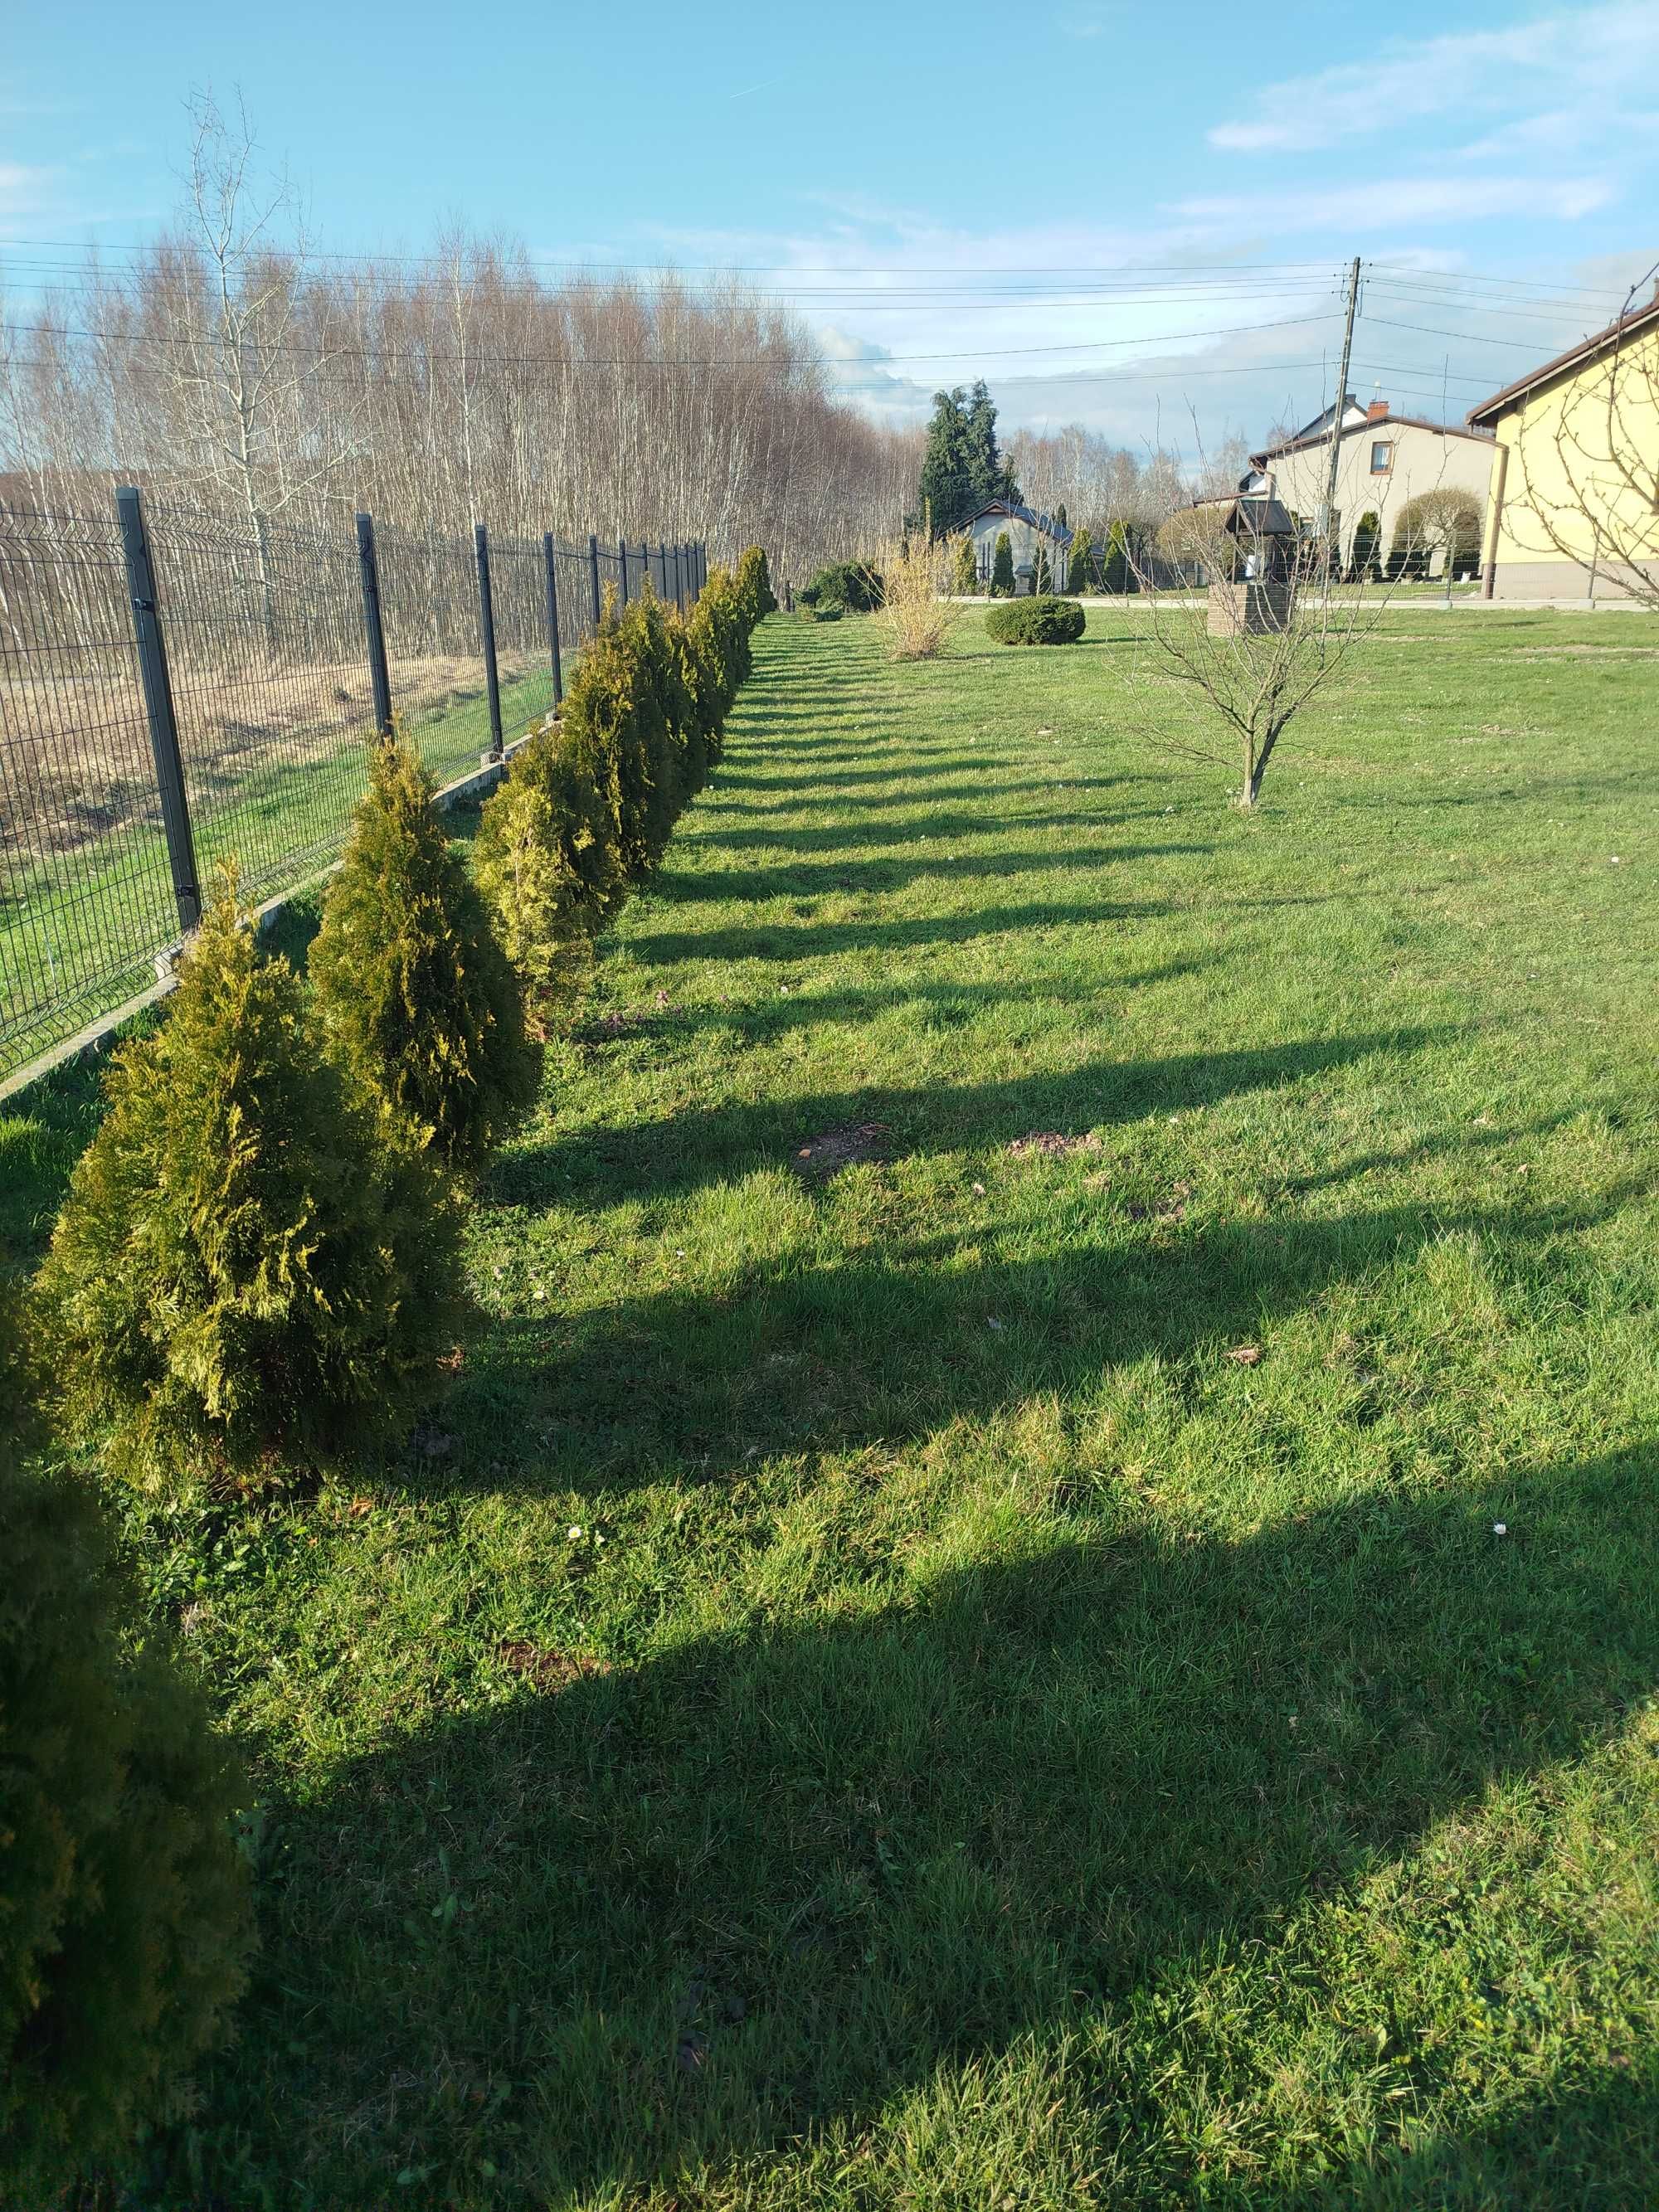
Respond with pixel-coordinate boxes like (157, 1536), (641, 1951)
(0, 503), (709, 1085)
(145, 503), (372, 909)
(0, 505), (178, 1069)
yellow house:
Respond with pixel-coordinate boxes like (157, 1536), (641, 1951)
(1469, 285), (1659, 601)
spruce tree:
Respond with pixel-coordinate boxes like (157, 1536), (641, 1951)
(1, 1274), (253, 2194)
(37, 872), (465, 1499)
(965, 380), (1018, 509)
(917, 387), (976, 535)
(311, 733), (539, 1179)
(990, 531), (1015, 598)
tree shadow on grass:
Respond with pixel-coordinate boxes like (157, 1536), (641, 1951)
(453, 1165), (1613, 1495)
(1278, 2065), (1659, 2212)
(489, 1027), (1452, 1217)
(215, 1446), (1659, 2205)
(654, 839), (1213, 907)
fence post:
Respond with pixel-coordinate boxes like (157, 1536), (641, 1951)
(474, 522), (504, 763)
(542, 532), (564, 707)
(114, 484), (201, 936)
(588, 532), (602, 632)
(355, 512), (394, 737)
(618, 534), (630, 605)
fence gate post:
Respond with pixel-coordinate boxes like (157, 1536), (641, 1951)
(675, 542), (685, 610)
(542, 533), (564, 707)
(355, 512), (394, 736)
(588, 533), (602, 632)
(654, 540), (664, 597)
(474, 523), (504, 763)
(618, 534), (630, 605)
(114, 484), (201, 936)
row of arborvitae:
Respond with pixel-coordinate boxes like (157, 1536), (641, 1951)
(474, 548), (771, 988)
(4, 552), (771, 2199)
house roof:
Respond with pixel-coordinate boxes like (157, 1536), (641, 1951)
(1248, 410), (1492, 469)
(1466, 289), (1659, 427)
(966, 498), (1074, 546)
(1188, 492), (1298, 537)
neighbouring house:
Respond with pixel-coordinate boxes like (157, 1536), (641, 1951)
(966, 499), (1073, 593)
(1241, 397), (1494, 576)
(1467, 283), (1659, 602)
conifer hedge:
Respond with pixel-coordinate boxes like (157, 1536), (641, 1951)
(0, 1276), (252, 2194)
(477, 550), (768, 999)
(36, 873), (465, 1500)
(310, 732), (539, 1177)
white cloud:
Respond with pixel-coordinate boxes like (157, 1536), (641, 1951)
(1175, 175), (1616, 231)
(1209, 0), (1659, 154)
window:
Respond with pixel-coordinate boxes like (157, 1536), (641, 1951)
(1370, 440), (1393, 474)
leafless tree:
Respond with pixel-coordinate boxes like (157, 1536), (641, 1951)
(1125, 486), (1399, 809)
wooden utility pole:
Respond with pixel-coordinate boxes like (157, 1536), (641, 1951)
(1320, 257), (1362, 578)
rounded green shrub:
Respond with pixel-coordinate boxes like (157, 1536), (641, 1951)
(985, 595), (1087, 645)
(310, 732), (539, 1178)
(36, 872), (465, 1500)
(0, 1276), (253, 2195)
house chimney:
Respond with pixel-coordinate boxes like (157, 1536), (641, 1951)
(1366, 399), (1389, 422)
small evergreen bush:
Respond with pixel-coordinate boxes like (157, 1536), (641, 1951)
(0, 1276), (254, 2195)
(985, 595), (1087, 645)
(952, 534), (979, 595)
(473, 715), (624, 994)
(310, 732), (539, 1177)
(989, 532), (1015, 597)
(1066, 526), (1094, 594)
(735, 544), (776, 619)
(36, 873), (465, 1499)
(800, 560), (882, 614)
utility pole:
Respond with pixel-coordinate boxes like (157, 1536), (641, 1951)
(1320, 256), (1362, 583)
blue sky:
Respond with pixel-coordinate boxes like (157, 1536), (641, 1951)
(3, 0), (1657, 449)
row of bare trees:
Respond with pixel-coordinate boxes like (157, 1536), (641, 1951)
(0, 98), (922, 581)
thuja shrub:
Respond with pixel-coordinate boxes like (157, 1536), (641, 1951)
(472, 718), (622, 995)
(985, 594), (1087, 645)
(310, 732), (539, 1178)
(36, 873), (465, 1500)
(0, 1277), (253, 2196)
(677, 591), (736, 764)
(736, 543), (776, 619)
(706, 564), (755, 694)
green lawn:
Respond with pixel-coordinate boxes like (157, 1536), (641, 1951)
(7, 604), (1659, 2208)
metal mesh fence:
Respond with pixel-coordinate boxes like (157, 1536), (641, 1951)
(148, 504), (373, 909)
(0, 493), (706, 1087)
(0, 506), (176, 1070)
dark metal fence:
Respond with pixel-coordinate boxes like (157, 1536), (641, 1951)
(0, 489), (707, 1087)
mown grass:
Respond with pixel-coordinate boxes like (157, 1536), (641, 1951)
(7, 604), (1659, 2208)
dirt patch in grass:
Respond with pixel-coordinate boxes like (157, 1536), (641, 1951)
(1007, 1130), (1102, 1159)
(496, 1641), (611, 1693)
(791, 1121), (890, 1181)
